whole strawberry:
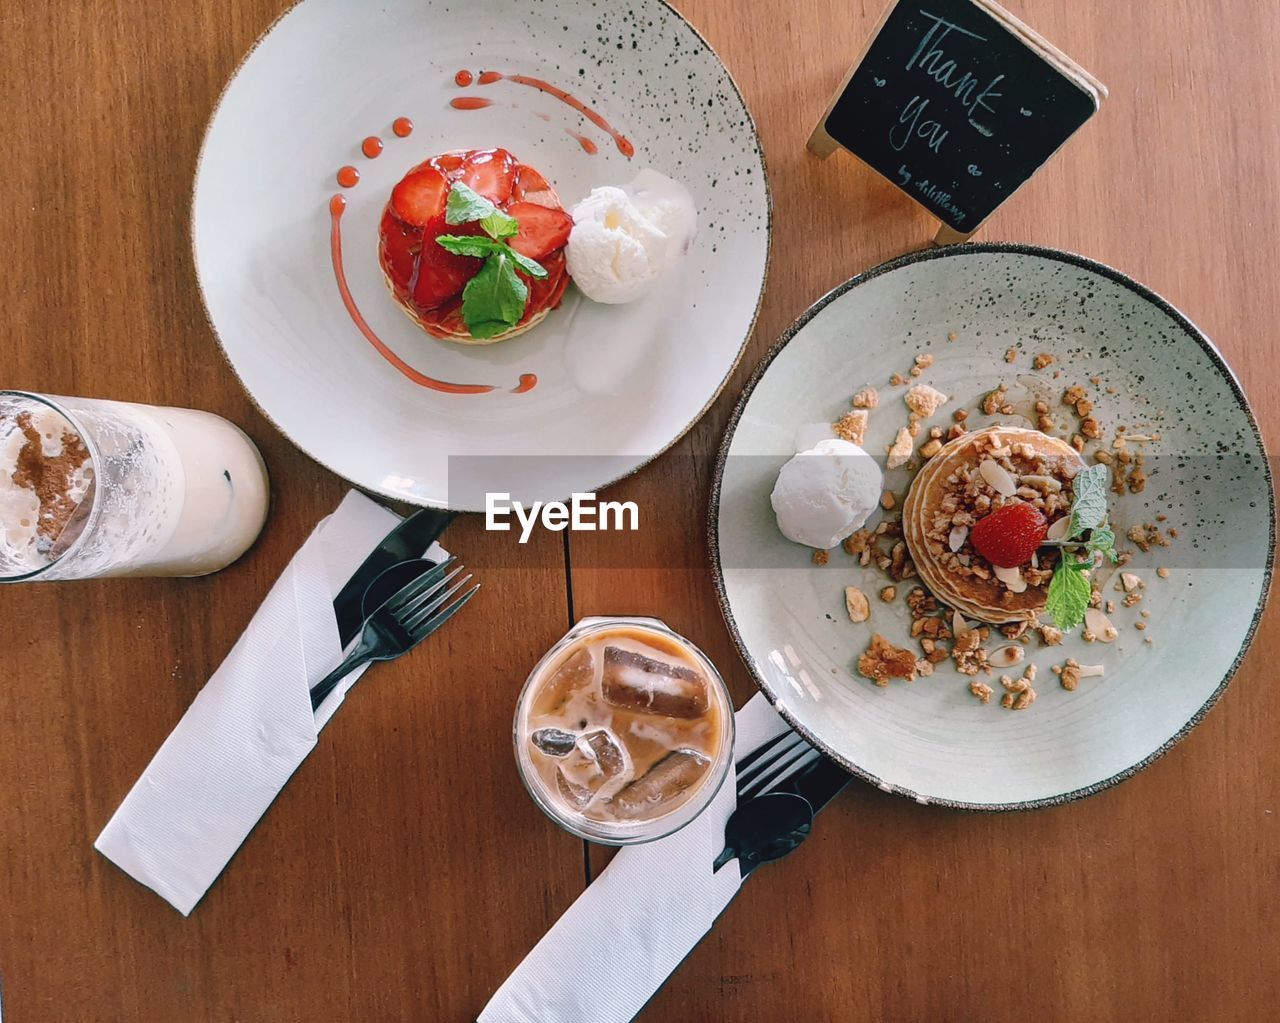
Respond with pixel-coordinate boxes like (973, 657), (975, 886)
(969, 503), (1048, 568)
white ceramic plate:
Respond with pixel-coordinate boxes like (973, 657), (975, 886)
(712, 244), (1274, 809)
(193, 0), (769, 509)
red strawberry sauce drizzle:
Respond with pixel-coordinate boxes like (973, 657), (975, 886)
(327, 195), (536, 395)
(452, 70), (634, 158)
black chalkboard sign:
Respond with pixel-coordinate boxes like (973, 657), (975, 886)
(810, 0), (1103, 234)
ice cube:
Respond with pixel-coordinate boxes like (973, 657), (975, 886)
(533, 647), (595, 716)
(601, 646), (709, 720)
(607, 749), (711, 820)
(530, 728), (578, 757)
(556, 768), (594, 810)
(581, 729), (627, 779)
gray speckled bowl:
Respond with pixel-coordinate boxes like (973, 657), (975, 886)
(711, 243), (1274, 810)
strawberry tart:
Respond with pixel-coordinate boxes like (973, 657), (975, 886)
(378, 148), (573, 344)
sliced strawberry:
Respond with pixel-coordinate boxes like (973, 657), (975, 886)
(430, 153), (467, 179)
(508, 202), (573, 260)
(378, 208), (422, 297)
(412, 258), (473, 311)
(512, 164), (551, 201)
(409, 218), (485, 311)
(457, 149), (517, 204)
(390, 165), (449, 226)
(969, 503), (1048, 568)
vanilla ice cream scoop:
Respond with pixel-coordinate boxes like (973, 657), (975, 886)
(566, 168), (697, 304)
(771, 439), (884, 549)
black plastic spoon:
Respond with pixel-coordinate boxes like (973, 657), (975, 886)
(712, 791), (815, 877)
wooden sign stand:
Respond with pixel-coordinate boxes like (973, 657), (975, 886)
(807, 0), (1105, 246)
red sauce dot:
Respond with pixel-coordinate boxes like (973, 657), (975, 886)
(392, 117), (413, 138)
(361, 136), (383, 158)
(455, 70), (473, 87)
(336, 165), (359, 188)
(478, 70), (503, 85)
(329, 194), (347, 215)
(512, 374), (538, 394)
(451, 97), (494, 110)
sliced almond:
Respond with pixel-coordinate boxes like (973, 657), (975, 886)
(948, 525), (968, 553)
(1120, 572), (1143, 592)
(988, 645), (1025, 668)
(951, 610), (970, 638)
(1077, 664), (1106, 678)
(844, 586), (871, 623)
(1020, 474), (1063, 492)
(1046, 516), (1072, 541)
(1084, 607), (1118, 642)
(979, 458), (1017, 497)
(993, 564), (1027, 593)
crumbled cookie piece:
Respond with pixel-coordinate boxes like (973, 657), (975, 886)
(919, 438), (942, 459)
(858, 634), (920, 686)
(969, 681), (994, 704)
(889, 372), (908, 387)
(844, 586), (871, 623)
(1032, 353), (1055, 370)
(852, 387), (880, 409)
(981, 386), (1008, 416)
(812, 549), (829, 566)
(880, 585), (897, 602)
(905, 383), (949, 419)
(880, 490), (896, 510)
(1062, 385), (1087, 407)
(887, 427), (914, 469)
(1080, 417), (1102, 440)
(1004, 347), (1018, 364)
(1156, 566), (1170, 579)
(953, 408), (969, 423)
(833, 410), (869, 445)
(1127, 524), (1171, 553)
(1037, 623), (1064, 646)
(915, 354), (934, 370)
(947, 331), (958, 342)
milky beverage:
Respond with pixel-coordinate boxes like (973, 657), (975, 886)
(517, 621), (732, 841)
(0, 392), (269, 580)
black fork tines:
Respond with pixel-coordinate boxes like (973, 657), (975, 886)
(402, 574), (476, 635)
(385, 557), (457, 613)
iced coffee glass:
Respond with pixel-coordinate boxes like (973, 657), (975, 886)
(515, 617), (735, 845)
(0, 391), (270, 582)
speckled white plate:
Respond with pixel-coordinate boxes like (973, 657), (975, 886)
(712, 244), (1274, 810)
(193, 0), (769, 509)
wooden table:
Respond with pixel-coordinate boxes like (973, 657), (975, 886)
(3, 0), (1277, 1019)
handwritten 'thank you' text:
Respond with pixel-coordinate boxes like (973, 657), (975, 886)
(888, 9), (1006, 156)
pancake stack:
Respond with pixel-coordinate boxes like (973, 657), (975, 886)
(903, 426), (1084, 624)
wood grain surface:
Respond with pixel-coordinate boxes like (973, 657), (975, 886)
(1, 0), (1277, 1021)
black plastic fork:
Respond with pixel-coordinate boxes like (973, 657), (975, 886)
(310, 556), (478, 710)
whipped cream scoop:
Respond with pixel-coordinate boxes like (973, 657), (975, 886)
(566, 169), (697, 304)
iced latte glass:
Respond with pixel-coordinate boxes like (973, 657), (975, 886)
(515, 617), (735, 845)
(0, 391), (269, 581)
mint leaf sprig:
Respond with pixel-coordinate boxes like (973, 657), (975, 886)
(435, 183), (546, 340)
(1041, 463), (1119, 630)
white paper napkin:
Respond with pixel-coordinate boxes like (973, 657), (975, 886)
(95, 491), (443, 915)
(479, 693), (790, 1023)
